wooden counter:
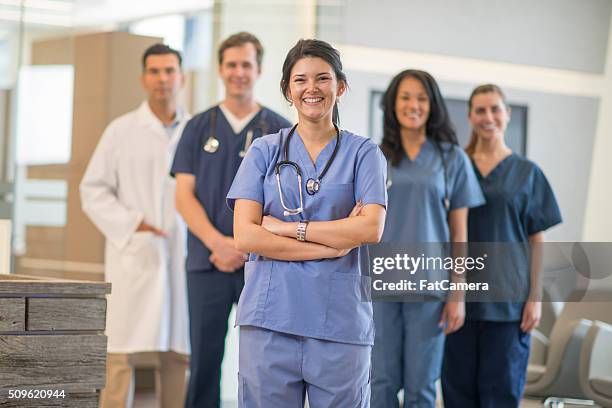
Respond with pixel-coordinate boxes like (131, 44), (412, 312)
(0, 274), (111, 407)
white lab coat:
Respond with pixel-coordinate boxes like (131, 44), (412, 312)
(80, 101), (191, 355)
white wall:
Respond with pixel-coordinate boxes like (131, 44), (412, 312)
(583, 6), (612, 242)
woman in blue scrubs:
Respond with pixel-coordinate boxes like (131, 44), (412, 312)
(371, 70), (484, 408)
(441, 84), (562, 407)
(227, 39), (387, 407)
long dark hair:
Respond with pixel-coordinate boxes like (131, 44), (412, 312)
(280, 39), (347, 125)
(380, 69), (457, 166)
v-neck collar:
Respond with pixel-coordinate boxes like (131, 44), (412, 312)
(473, 153), (515, 180)
(291, 128), (340, 179)
(217, 105), (263, 137)
(403, 138), (431, 163)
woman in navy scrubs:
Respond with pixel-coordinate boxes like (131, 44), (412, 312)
(371, 70), (484, 407)
(442, 84), (562, 407)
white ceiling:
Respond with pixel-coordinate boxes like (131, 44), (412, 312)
(0, 0), (213, 28)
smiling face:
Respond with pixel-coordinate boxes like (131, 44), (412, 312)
(468, 91), (511, 142)
(285, 56), (346, 124)
(394, 76), (430, 133)
(219, 43), (261, 99)
(141, 53), (183, 104)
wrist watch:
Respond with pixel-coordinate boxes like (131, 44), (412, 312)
(296, 220), (309, 242)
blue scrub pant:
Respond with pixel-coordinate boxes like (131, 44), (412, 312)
(371, 301), (445, 408)
(238, 325), (371, 408)
(441, 320), (530, 408)
(185, 268), (244, 408)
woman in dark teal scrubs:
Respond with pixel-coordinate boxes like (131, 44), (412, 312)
(371, 70), (484, 408)
(442, 84), (562, 407)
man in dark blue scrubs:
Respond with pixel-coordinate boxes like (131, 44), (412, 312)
(171, 32), (291, 408)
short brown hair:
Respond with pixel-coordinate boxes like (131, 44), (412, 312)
(218, 32), (264, 67)
(142, 43), (182, 70)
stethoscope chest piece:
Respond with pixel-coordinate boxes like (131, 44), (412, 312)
(275, 123), (340, 216)
(203, 136), (219, 153)
(306, 178), (320, 195)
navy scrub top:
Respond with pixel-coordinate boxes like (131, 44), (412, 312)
(171, 105), (291, 273)
(382, 139), (485, 243)
(467, 153), (562, 321)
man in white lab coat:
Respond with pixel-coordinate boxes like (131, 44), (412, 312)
(80, 43), (190, 408)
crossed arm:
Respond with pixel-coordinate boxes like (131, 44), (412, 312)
(233, 199), (386, 262)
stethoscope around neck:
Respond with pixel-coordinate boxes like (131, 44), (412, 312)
(203, 107), (268, 157)
(275, 123), (341, 216)
(386, 140), (453, 213)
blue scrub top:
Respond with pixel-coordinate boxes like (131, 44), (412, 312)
(227, 128), (388, 345)
(466, 153), (562, 321)
(171, 106), (291, 272)
(382, 139), (485, 244)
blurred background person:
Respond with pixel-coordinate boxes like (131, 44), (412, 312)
(171, 32), (290, 408)
(80, 43), (190, 408)
(442, 84), (562, 408)
(372, 69), (484, 408)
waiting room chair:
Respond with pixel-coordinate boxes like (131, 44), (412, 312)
(525, 293), (611, 403)
(579, 320), (612, 407)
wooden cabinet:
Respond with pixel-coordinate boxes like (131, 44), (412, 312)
(0, 274), (110, 407)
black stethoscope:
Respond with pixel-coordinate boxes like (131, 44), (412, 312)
(275, 124), (341, 216)
(386, 140), (453, 212)
(203, 107), (269, 157)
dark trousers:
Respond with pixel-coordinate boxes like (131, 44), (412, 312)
(442, 320), (530, 408)
(185, 268), (244, 408)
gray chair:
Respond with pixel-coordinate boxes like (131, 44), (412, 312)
(579, 321), (612, 407)
(525, 295), (612, 405)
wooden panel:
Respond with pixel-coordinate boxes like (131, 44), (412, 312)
(26, 164), (70, 180)
(31, 37), (74, 65)
(25, 227), (65, 261)
(0, 391), (98, 407)
(0, 275), (110, 296)
(0, 334), (106, 390)
(14, 265), (105, 283)
(0, 298), (25, 331)
(27, 298), (106, 331)
(26, 226), (65, 242)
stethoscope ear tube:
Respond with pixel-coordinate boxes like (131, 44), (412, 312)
(238, 130), (254, 158)
(203, 106), (269, 157)
(275, 167), (304, 216)
(274, 124), (340, 217)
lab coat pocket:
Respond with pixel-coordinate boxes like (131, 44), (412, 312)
(324, 272), (374, 344)
(121, 232), (163, 275)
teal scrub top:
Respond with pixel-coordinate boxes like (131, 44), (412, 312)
(227, 128), (388, 345)
(382, 139), (485, 244)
